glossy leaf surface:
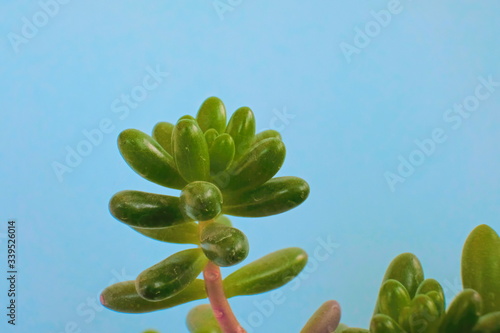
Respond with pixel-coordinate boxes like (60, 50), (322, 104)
(152, 121), (174, 154)
(200, 222), (249, 267)
(440, 289), (483, 333)
(223, 247), (307, 298)
(223, 176), (309, 217)
(376, 279), (411, 322)
(109, 190), (190, 228)
(100, 279), (206, 313)
(196, 97), (227, 134)
(222, 138), (285, 192)
(173, 119), (210, 182)
(209, 133), (235, 174)
(380, 253), (424, 300)
(180, 181), (223, 221)
(118, 129), (186, 189)
(253, 129), (282, 144)
(136, 249), (208, 301)
(462, 224), (500, 314)
(225, 106), (255, 160)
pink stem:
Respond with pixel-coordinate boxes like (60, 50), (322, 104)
(203, 258), (246, 333)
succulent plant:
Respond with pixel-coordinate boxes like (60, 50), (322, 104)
(100, 97), (341, 333)
(336, 224), (500, 333)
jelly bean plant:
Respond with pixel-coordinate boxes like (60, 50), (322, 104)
(336, 224), (500, 333)
(100, 97), (342, 333)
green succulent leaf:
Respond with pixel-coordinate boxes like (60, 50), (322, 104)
(370, 314), (406, 333)
(136, 249), (208, 301)
(473, 312), (500, 333)
(200, 222), (249, 267)
(223, 176), (310, 217)
(109, 190), (190, 228)
(180, 181), (223, 221)
(204, 128), (219, 148)
(462, 224), (500, 314)
(100, 279), (206, 314)
(379, 253), (424, 302)
(173, 119), (211, 182)
(253, 129), (282, 144)
(225, 106), (256, 160)
(180, 115), (196, 121)
(408, 294), (440, 333)
(427, 290), (446, 317)
(209, 133), (235, 174)
(220, 137), (285, 192)
(152, 121), (174, 154)
(196, 97), (227, 134)
(416, 278), (446, 315)
(375, 279), (411, 322)
(186, 304), (223, 333)
(132, 222), (200, 244)
(223, 247), (308, 298)
(439, 289), (483, 333)
(300, 300), (341, 333)
(118, 129), (186, 189)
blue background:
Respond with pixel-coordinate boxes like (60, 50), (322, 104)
(1, 1), (500, 332)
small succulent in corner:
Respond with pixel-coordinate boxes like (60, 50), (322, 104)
(336, 224), (500, 333)
(99, 97), (341, 333)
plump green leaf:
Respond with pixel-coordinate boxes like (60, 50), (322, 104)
(196, 97), (227, 134)
(180, 115), (196, 121)
(136, 249), (208, 301)
(376, 279), (411, 322)
(200, 223), (249, 267)
(427, 290), (446, 317)
(152, 121), (174, 154)
(253, 129), (282, 144)
(118, 129), (186, 189)
(173, 119), (210, 182)
(408, 294), (440, 333)
(473, 312), (500, 333)
(220, 138), (285, 192)
(417, 278), (446, 315)
(209, 134), (235, 174)
(223, 176), (310, 217)
(186, 304), (222, 333)
(204, 129), (219, 148)
(379, 253), (424, 301)
(180, 181), (223, 221)
(439, 289), (482, 333)
(109, 190), (190, 228)
(223, 247), (307, 297)
(225, 106), (256, 160)
(132, 222), (200, 244)
(100, 279), (206, 313)
(462, 224), (500, 314)
(370, 314), (405, 333)
(300, 300), (341, 333)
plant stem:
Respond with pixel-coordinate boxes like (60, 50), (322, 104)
(200, 220), (246, 333)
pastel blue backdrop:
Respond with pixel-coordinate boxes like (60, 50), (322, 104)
(1, 1), (499, 332)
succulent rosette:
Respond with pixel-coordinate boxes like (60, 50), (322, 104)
(100, 97), (338, 333)
(336, 224), (500, 333)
